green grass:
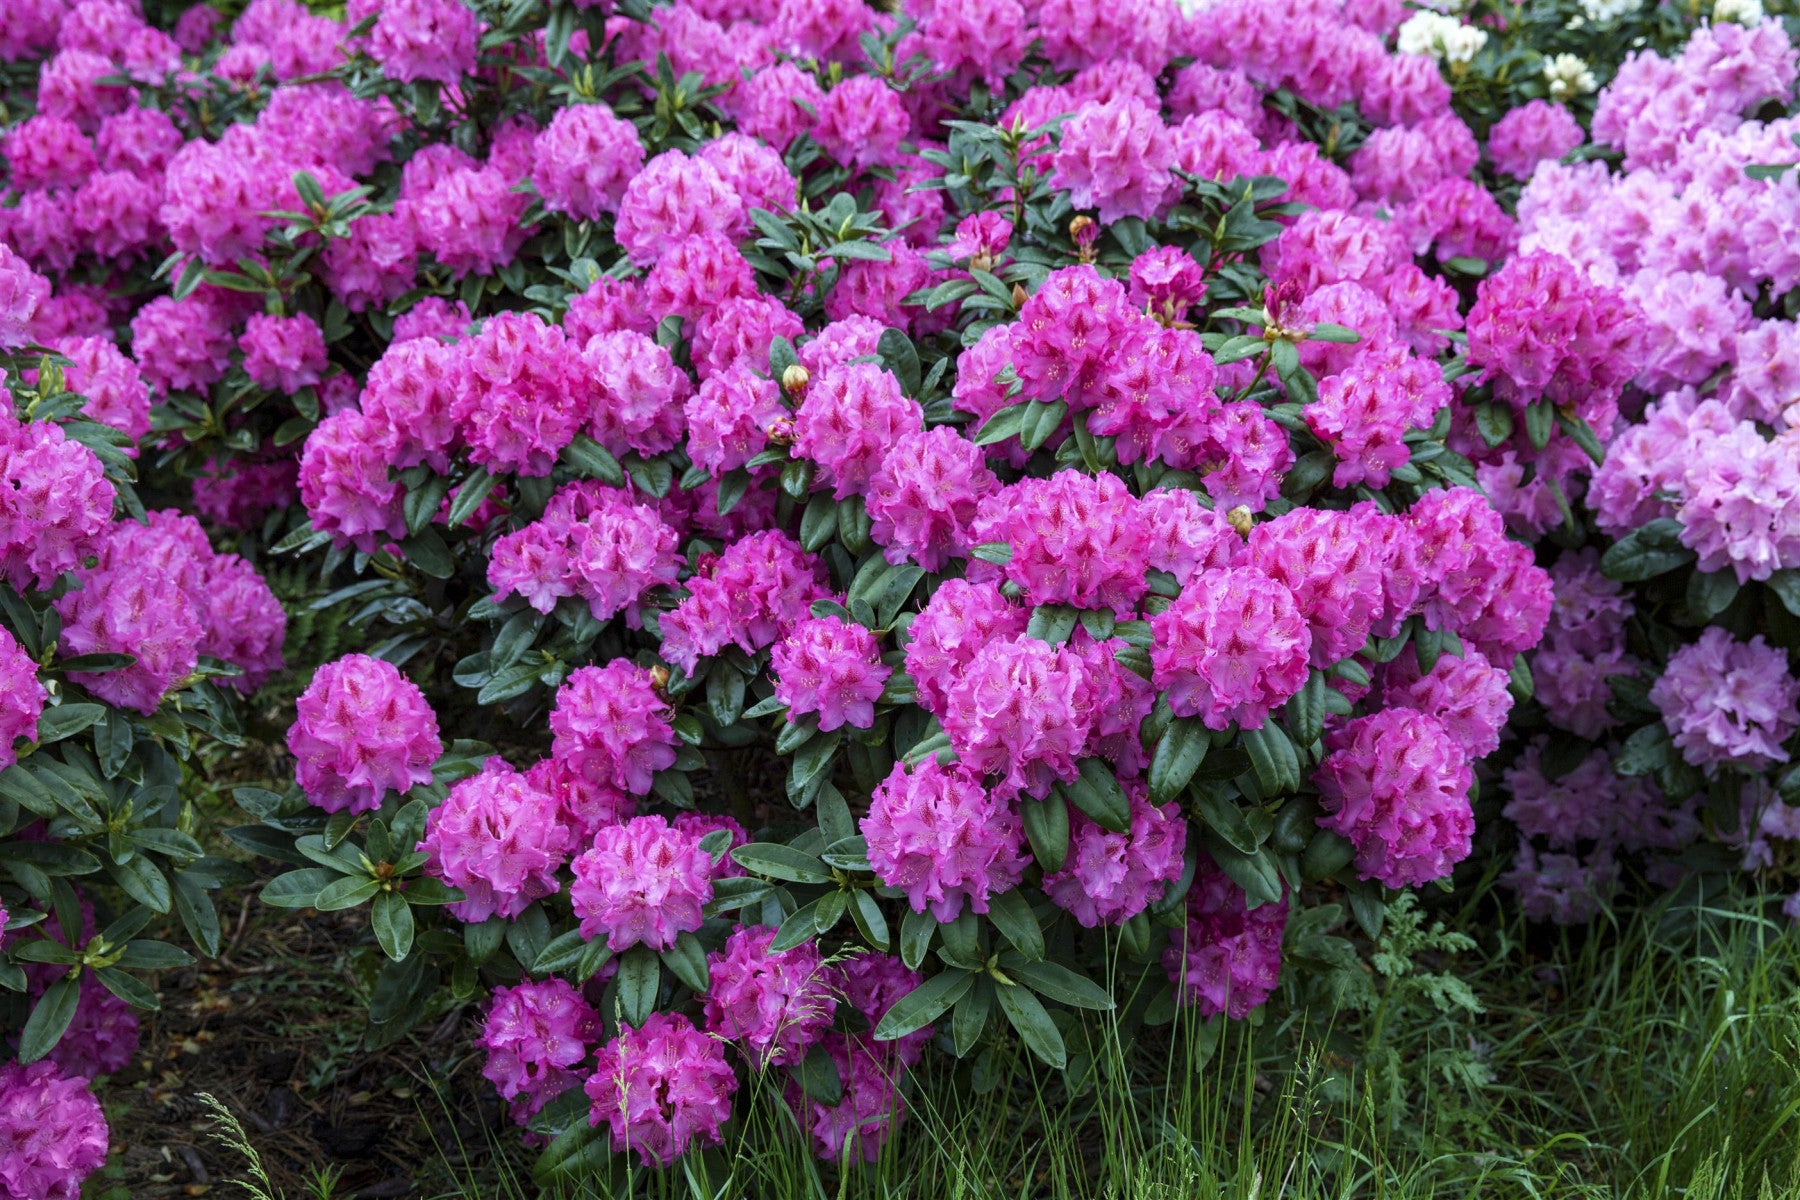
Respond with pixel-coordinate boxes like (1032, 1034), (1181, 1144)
(199, 882), (1800, 1200)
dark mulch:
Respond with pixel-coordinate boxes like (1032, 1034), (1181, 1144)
(85, 885), (510, 1200)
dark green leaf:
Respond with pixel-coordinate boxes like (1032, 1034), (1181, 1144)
(730, 845), (835, 881)
(874, 969), (973, 1041)
(1149, 716), (1207, 805)
(561, 436), (626, 486)
(995, 983), (1066, 1068)
(1020, 793), (1069, 874)
(1601, 519), (1695, 583)
(20, 977), (81, 1061)
(984, 889), (1043, 960)
(616, 946), (660, 1026)
(372, 891), (414, 961)
(1004, 959), (1114, 1011)
(659, 931), (711, 993)
(33, 704), (105, 744)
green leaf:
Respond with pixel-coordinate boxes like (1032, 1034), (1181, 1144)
(985, 889), (1043, 960)
(1003, 959), (1115, 1011)
(33, 704), (105, 744)
(111, 855), (172, 913)
(770, 898), (824, 951)
(1241, 722), (1301, 796)
(1025, 604), (1078, 645)
(995, 983), (1066, 1069)
(1556, 410), (1606, 465)
(874, 969), (974, 1041)
(1149, 717), (1208, 805)
(1615, 722), (1675, 777)
(1767, 569), (1800, 618)
(659, 931), (711, 993)
(973, 402), (1027, 446)
(1474, 401), (1514, 449)
(1060, 758), (1130, 833)
(1284, 671), (1327, 748)
(899, 908), (934, 970)
(1687, 570), (1740, 621)
(789, 1042), (844, 1105)
(313, 875), (381, 911)
(952, 976), (993, 1057)
(18, 976), (79, 1063)
(876, 328), (922, 396)
(1018, 400), (1067, 451)
(400, 527), (455, 579)
(1302, 828), (1356, 881)
(445, 466), (497, 528)
(849, 889), (890, 951)
(1523, 400), (1554, 451)
(1020, 793), (1069, 874)
(114, 939), (193, 970)
(616, 945), (660, 1027)
(1206, 837), (1284, 909)
(800, 491), (838, 552)
(372, 892), (414, 961)
(730, 845), (835, 881)
(174, 873), (221, 958)
(560, 436), (626, 486)
(1601, 518), (1695, 583)
(1191, 784), (1260, 855)
(970, 542), (1013, 565)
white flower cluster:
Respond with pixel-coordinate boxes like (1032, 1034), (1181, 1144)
(1580, 0), (1644, 22)
(1543, 52), (1599, 100)
(1713, 0), (1766, 25)
(1396, 10), (1488, 64)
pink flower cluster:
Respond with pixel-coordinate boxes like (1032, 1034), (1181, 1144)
(1313, 709), (1475, 889)
(287, 654), (442, 814)
(587, 1013), (736, 1166)
(479, 979), (601, 1124)
(419, 759), (574, 923)
(488, 484), (680, 624)
(570, 815), (712, 951)
(0, 1060), (108, 1200)
(58, 510), (285, 711)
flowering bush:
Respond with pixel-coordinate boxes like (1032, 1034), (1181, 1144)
(1481, 12), (1800, 924)
(16, 0), (1777, 1189)
(0, 293), (271, 1187)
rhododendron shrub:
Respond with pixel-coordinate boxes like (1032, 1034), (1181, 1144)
(0, 336), (271, 1190)
(0, 0), (1596, 1186)
(1479, 17), (1800, 924)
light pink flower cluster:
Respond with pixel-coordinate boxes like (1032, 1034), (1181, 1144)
(864, 759), (1029, 920)
(661, 530), (827, 675)
(570, 815), (712, 951)
(287, 653), (442, 814)
(792, 363), (923, 501)
(488, 484), (680, 625)
(550, 662), (678, 796)
(58, 510), (285, 710)
(0, 411), (113, 591)
(971, 471), (1148, 614)
(0, 626), (44, 768)
(866, 427), (998, 571)
(770, 615), (890, 732)
(0, 1060), (108, 1200)
(1150, 567), (1311, 732)
(1651, 628), (1800, 772)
